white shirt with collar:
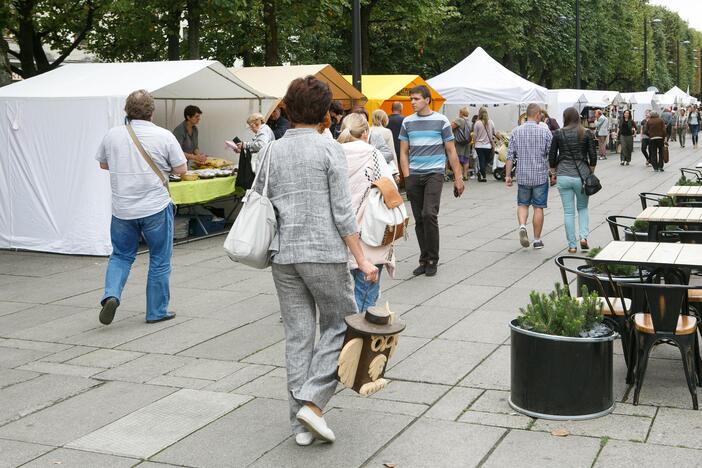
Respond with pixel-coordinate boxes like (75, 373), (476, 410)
(96, 119), (186, 220)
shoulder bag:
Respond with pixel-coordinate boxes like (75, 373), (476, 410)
(559, 129), (602, 196)
(126, 124), (170, 193)
(223, 143), (277, 269)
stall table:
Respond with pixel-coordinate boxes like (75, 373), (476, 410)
(636, 206), (702, 241)
(169, 176), (241, 236)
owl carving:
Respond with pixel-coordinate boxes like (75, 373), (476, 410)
(337, 303), (406, 396)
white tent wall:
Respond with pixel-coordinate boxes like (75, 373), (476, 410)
(546, 90), (588, 127)
(442, 103), (524, 133)
(0, 101), (12, 248)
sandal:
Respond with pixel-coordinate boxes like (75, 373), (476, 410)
(567, 247), (577, 254)
(580, 240), (590, 251)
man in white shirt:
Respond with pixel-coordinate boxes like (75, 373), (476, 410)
(595, 110), (609, 160)
(95, 89), (187, 325)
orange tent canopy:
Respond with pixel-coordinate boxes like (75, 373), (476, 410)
(343, 75), (445, 117)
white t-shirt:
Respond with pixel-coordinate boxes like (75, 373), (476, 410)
(96, 120), (186, 220)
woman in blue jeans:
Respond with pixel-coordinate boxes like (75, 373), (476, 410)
(548, 107), (598, 253)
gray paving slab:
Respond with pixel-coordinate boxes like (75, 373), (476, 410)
(423, 386), (484, 421)
(240, 340), (285, 367)
(62, 315), (184, 348)
(460, 409), (534, 429)
(153, 398), (290, 467)
(0, 304), (85, 335)
(188, 292), (280, 323)
(385, 335), (430, 370)
(459, 345), (510, 390)
(483, 429), (601, 468)
(202, 363), (276, 393)
(0, 368), (40, 389)
(399, 304), (471, 339)
(0, 275), (100, 304)
(250, 408), (414, 468)
(17, 361), (104, 378)
(440, 308), (512, 344)
(0, 374), (99, 425)
(0, 347), (52, 369)
(368, 418), (505, 468)
(9, 309), (135, 342)
(387, 339), (497, 385)
(594, 439), (702, 467)
(326, 394), (427, 417)
(0, 301), (33, 317)
(423, 283), (506, 309)
(67, 389), (252, 458)
(235, 372), (289, 400)
(117, 318), (237, 354)
(0, 339), (71, 353)
(66, 348), (144, 368)
(648, 406), (702, 449)
(621, 357), (701, 409)
(381, 278), (455, 305)
(38, 345), (98, 363)
(0, 381), (174, 445)
(93, 354), (196, 383)
(147, 375), (213, 389)
(0, 439), (53, 468)
(339, 380), (449, 406)
(169, 358), (245, 380)
(177, 321), (284, 361)
(21, 448), (139, 467)
(531, 412), (653, 442)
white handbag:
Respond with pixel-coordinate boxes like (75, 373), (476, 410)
(223, 143), (277, 269)
(360, 177), (409, 247)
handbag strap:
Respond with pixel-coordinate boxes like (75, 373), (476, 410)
(126, 123), (168, 188)
(247, 142), (274, 200)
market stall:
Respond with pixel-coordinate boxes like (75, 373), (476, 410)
(0, 60), (270, 256)
(230, 64), (365, 114)
(427, 47), (548, 131)
(341, 75), (444, 116)
(547, 89), (588, 126)
(620, 91), (658, 121)
(658, 86), (698, 107)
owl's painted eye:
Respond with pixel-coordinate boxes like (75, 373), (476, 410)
(370, 335), (386, 352)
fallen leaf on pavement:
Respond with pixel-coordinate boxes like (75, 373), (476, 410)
(551, 429), (569, 437)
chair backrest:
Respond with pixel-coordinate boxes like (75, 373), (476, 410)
(639, 192), (668, 210)
(680, 168), (702, 182)
(627, 283), (690, 334)
(606, 215), (637, 241)
(554, 255), (625, 317)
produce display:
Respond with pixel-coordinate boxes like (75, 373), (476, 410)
(193, 158), (232, 169)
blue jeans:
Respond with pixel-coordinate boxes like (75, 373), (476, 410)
(557, 176), (589, 248)
(517, 182), (549, 208)
(102, 205), (174, 321)
(351, 265), (384, 312)
(690, 124), (699, 146)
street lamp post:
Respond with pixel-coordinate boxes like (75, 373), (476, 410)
(575, 0), (581, 88)
(678, 39), (691, 87)
(351, 0), (362, 92)
(645, 18), (663, 86)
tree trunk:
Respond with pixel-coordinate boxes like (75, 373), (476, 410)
(0, 37), (12, 87)
(186, 0), (200, 59)
(16, 0), (37, 77)
(262, 0), (279, 65)
(360, 2), (372, 73)
(166, 6), (182, 61)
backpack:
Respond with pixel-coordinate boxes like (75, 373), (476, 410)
(455, 119), (469, 144)
(360, 177), (409, 247)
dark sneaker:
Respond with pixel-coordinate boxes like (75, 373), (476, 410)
(519, 227), (529, 248)
(412, 264), (426, 276)
(425, 263), (438, 277)
(99, 297), (119, 325)
(146, 313), (176, 324)
(533, 240), (545, 250)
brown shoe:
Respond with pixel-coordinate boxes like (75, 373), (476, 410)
(568, 247), (577, 254)
(580, 240), (590, 251)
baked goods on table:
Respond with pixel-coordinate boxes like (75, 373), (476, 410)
(193, 158), (232, 169)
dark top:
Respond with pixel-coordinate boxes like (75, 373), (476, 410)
(267, 115), (289, 140)
(645, 117), (666, 139)
(549, 127), (597, 178)
(172, 121), (198, 154)
(618, 119), (636, 137)
(546, 117), (560, 133)
(387, 113), (405, 156)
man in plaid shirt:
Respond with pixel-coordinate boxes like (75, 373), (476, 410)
(505, 103), (553, 249)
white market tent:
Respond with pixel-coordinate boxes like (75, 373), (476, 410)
(547, 89), (588, 126)
(620, 91), (657, 121)
(659, 86), (697, 107)
(0, 60), (270, 256)
(427, 47), (548, 131)
(578, 90), (623, 108)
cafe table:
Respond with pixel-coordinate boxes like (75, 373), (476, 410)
(667, 185), (702, 200)
(593, 241), (702, 271)
(636, 206), (702, 241)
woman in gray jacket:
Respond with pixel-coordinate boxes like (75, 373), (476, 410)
(254, 76), (378, 446)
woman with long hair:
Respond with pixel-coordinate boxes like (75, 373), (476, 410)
(689, 105), (700, 149)
(618, 110), (637, 166)
(676, 108), (688, 148)
(451, 107), (471, 180)
(549, 107), (597, 253)
(254, 76), (378, 446)
(473, 106), (496, 182)
(337, 113), (397, 312)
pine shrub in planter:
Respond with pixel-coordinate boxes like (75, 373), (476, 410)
(626, 220), (649, 242)
(510, 283), (616, 420)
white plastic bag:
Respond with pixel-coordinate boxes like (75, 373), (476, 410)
(360, 187), (408, 247)
(223, 143), (277, 269)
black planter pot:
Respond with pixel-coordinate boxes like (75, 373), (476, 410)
(510, 320), (616, 420)
(576, 265), (641, 299)
(624, 231), (648, 242)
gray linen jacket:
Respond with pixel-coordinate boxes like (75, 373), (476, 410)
(254, 128), (358, 264)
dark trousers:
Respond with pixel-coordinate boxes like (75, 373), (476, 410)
(405, 173), (443, 264)
(475, 147), (492, 179)
(649, 139), (664, 170)
(641, 138), (649, 162)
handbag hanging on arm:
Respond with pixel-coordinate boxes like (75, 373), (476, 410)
(223, 143), (277, 269)
(126, 123), (170, 196)
(559, 129), (602, 196)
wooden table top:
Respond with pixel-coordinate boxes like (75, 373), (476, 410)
(593, 241), (702, 268)
(636, 206), (702, 223)
(667, 186), (702, 197)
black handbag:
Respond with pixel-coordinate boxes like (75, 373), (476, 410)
(558, 129), (602, 196)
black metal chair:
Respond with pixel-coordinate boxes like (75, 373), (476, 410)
(626, 283), (701, 410)
(555, 255), (636, 383)
(680, 168), (702, 182)
(606, 215), (639, 241)
(639, 192), (672, 210)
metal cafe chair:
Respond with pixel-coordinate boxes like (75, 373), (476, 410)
(555, 255), (635, 383)
(606, 215), (639, 241)
(638, 192), (669, 210)
(680, 168), (702, 182)
(626, 283), (701, 410)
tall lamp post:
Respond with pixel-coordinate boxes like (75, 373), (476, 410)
(677, 39), (691, 88)
(644, 17), (662, 86)
(575, 0), (581, 88)
(351, 0), (362, 92)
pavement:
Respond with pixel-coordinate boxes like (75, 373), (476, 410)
(1, 143), (702, 467)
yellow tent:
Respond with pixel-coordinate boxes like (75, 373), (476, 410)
(231, 64), (365, 113)
(343, 75), (445, 117)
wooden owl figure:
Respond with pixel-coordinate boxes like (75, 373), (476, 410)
(337, 302), (406, 396)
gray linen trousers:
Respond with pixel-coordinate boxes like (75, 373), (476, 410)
(254, 128), (360, 434)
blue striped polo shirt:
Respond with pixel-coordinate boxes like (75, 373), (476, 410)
(398, 111), (454, 175)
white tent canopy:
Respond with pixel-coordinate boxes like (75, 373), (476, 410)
(0, 60), (270, 256)
(659, 86), (697, 106)
(577, 90), (623, 108)
(621, 91), (657, 120)
(427, 47), (547, 131)
(547, 89), (588, 126)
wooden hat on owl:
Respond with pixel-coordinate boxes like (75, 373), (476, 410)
(337, 303), (406, 396)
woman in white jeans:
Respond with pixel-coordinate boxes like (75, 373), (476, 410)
(548, 107), (598, 253)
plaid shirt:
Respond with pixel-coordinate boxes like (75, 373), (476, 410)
(506, 121), (553, 186)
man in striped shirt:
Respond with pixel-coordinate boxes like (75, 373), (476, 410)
(399, 85), (464, 277)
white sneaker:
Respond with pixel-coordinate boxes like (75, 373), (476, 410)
(519, 226), (529, 248)
(295, 432), (315, 446)
(296, 406), (336, 443)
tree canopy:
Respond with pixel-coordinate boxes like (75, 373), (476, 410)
(2, 0), (702, 96)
